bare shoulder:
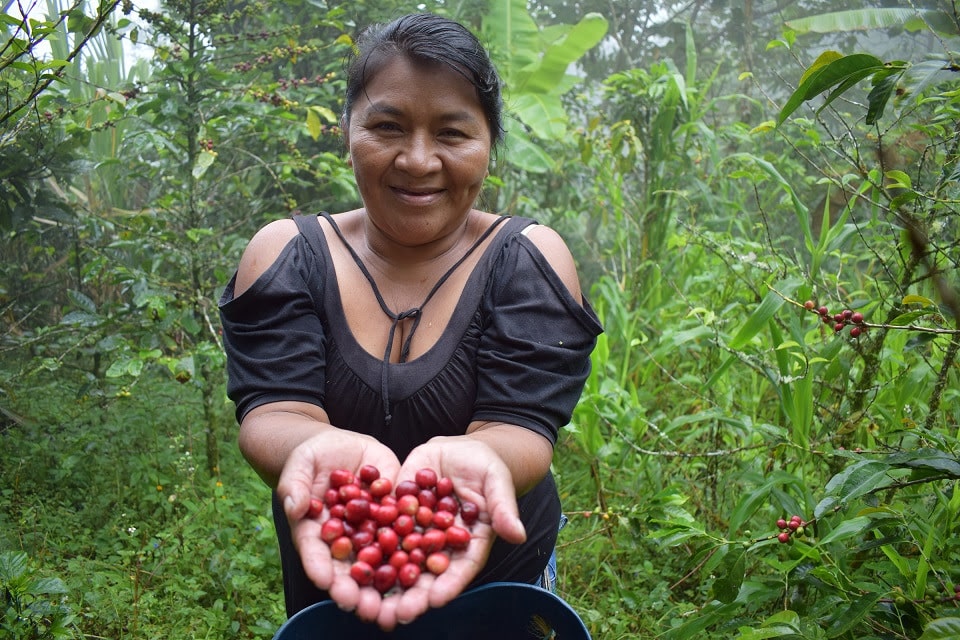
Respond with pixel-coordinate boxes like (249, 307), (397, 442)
(522, 224), (583, 301)
(234, 218), (300, 296)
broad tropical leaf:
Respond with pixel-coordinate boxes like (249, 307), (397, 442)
(777, 53), (889, 125)
(786, 8), (959, 36)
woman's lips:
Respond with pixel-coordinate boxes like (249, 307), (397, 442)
(392, 186), (444, 204)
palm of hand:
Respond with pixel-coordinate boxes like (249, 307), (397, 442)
(277, 434), (514, 631)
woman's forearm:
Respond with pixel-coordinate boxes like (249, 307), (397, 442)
(238, 401), (335, 487)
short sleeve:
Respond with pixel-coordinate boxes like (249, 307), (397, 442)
(218, 238), (327, 423)
(474, 234), (603, 444)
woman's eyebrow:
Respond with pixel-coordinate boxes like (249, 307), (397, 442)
(363, 101), (481, 125)
(364, 101), (402, 117)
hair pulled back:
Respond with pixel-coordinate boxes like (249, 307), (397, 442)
(342, 13), (505, 146)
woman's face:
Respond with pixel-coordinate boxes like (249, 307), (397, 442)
(345, 55), (492, 248)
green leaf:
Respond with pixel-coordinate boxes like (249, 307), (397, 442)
(482, 0), (540, 81)
(824, 459), (893, 503)
(919, 618), (960, 640)
(725, 154), (810, 242)
(865, 67), (903, 124)
(887, 449), (960, 477)
(192, 149), (216, 179)
(662, 602), (739, 640)
(885, 170), (912, 189)
(786, 9), (958, 35)
(728, 290), (786, 350)
(307, 105), (337, 141)
(796, 50), (844, 87)
(61, 311), (100, 327)
(306, 108), (322, 141)
(503, 126), (555, 173)
(817, 516), (872, 547)
(778, 53), (885, 125)
(510, 93), (568, 139)
(28, 576), (68, 596)
(903, 294), (937, 307)
(825, 591), (883, 638)
(522, 13), (607, 96)
(712, 547), (746, 603)
(902, 59), (960, 99)
(68, 289), (97, 314)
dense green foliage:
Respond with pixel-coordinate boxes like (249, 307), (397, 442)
(2, 0), (960, 638)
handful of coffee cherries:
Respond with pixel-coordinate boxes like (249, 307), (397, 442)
(309, 465), (481, 595)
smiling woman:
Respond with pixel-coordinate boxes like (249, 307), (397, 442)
(344, 54), (492, 251)
(218, 12), (603, 633)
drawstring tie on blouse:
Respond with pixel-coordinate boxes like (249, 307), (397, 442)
(323, 213), (508, 426)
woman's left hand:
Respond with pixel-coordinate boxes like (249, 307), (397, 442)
(373, 436), (527, 631)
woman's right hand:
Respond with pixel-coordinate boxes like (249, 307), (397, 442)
(276, 429), (402, 620)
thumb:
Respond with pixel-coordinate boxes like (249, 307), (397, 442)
(277, 449), (315, 520)
(484, 476), (526, 544)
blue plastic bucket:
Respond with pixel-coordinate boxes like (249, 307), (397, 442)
(272, 582), (591, 639)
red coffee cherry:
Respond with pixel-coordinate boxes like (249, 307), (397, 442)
(350, 561), (375, 586)
(394, 480), (420, 498)
(338, 483), (362, 502)
(358, 464), (381, 485)
(417, 488), (438, 509)
(320, 518), (345, 543)
(420, 528), (447, 554)
(374, 564), (397, 593)
(460, 501), (480, 525)
(408, 547), (426, 567)
(436, 496), (459, 515)
(389, 550), (409, 570)
(330, 536), (353, 560)
(374, 503), (399, 527)
(377, 527), (399, 555)
(344, 498), (371, 525)
(445, 525), (471, 550)
(357, 544), (383, 567)
(425, 552), (450, 575)
(324, 488), (341, 507)
(392, 513), (416, 537)
(397, 494), (420, 516)
(415, 468), (438, 490)
(329, 469), (355, 488)
(369, 477), (393, 498)
(398, 562), (421, 588)
(432, 510), (455, 530)
(401, 532), (423, 553)
(436, 476), (455, 497)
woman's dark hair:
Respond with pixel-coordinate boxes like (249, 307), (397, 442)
(342, 13), (505, 147)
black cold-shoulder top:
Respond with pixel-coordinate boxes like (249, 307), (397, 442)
(219, 213), (602, 616)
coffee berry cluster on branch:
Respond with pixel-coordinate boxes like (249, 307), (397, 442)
(776, 514), (807, 543)
(309, 465), (479, 594)
(803, 300), (867, 338)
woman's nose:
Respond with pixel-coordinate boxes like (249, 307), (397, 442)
(395, 134), (441, 175)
